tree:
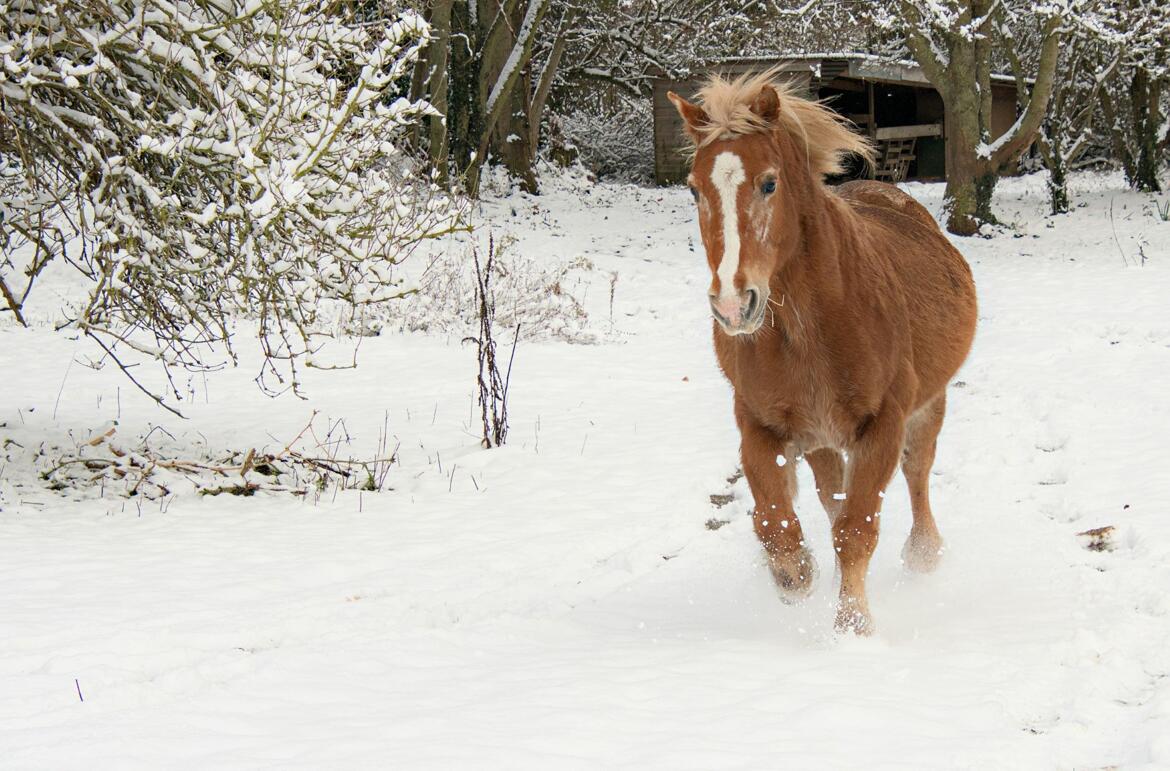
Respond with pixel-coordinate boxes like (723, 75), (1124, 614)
(1031, 25), (1119, 214)
(1, 0), (463, 413)
(877, 1), (1062, 235)
(410, 0), (856, 193)
(413, 0), (555, 195)
(995, 5), (1120, 215)
(555, 0), (865, 98)
(535, 0), (861, 184)
(1097, 0), (1170, 192)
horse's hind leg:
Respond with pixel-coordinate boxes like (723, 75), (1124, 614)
(806, 448), (846, 524)
(901, 392), (947, 573)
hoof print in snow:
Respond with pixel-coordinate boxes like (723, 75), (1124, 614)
(200, 483), (260, 497)
(705, 517), (730, 531)
(1076, 525), (1117, 553)
(709, 468), (743, 511)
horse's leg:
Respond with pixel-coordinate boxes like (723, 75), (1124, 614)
(900, 392), (947, 573)
(806, 448), (846, 524)
(834, 402), (905, 635)
(735, 399), (817, 602)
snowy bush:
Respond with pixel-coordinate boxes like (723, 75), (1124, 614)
(560, 101), (655, 184)
(0, 0), (463, 411)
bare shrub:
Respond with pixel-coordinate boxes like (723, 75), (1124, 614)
(380, 236), (596, 343)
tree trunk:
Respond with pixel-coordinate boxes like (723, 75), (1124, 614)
(494, 74), (539, 193)
(1043, 125), (1070, 215)
(466, 0), (549, 196)
(406, 40), (429, 153)
(528, 30), (566, 151)
(942, 91), (983, 236)
(488, 0), (536, 192)
(974, 171), (999, 225)
(426, 0), (453, 184)
(1048, 160), (1069, 215)
(447, 0), (479, 175)
(1130, 68), (1163, 192)
(1100, 87), (1136, 183)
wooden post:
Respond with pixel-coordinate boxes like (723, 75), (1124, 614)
(867, 82), (876, 179)
(867, 82), (876, 137)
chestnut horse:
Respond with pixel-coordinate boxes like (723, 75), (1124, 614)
(669, 72), (977, 634)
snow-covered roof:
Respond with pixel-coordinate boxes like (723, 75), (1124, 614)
(695, 51), (1027, 87)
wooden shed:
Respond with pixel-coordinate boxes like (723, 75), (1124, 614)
(652, 53), (1022, 186)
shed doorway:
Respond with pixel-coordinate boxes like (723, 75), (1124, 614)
(818, 80), (947, 182)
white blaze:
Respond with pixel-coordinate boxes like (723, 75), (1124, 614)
(710, 151), (745, 297)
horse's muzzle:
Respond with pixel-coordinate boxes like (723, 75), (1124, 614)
(710, 287), (765, 335)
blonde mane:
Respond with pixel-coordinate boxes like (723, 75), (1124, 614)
(691, 69), (875, 178)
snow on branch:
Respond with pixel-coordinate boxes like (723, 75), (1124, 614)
(0, 0), (466, 410)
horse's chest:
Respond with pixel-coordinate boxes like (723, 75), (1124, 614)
(722, 348), (850, 449)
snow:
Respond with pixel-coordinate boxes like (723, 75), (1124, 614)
(3, 170), (1170, 767)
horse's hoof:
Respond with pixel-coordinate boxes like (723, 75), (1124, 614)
(834, 601), (874, 636)
(902, 532), (944, 574)
(766, 547), (818, 604)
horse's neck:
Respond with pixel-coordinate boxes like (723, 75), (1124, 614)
(769, 193), (853, 344)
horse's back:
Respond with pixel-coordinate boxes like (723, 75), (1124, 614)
(835, 179), (937, 229)
(836, 180), (969, 288)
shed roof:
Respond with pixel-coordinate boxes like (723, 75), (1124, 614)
(673, 51), (1027, 87)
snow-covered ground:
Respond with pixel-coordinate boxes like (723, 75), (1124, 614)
(2, 170), (1169, 769)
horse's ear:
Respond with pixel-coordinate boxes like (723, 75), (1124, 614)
(668, 91), (709, 143)
(749, 85), (780, 123)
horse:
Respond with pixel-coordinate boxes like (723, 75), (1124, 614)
(668, 71), (977, 634)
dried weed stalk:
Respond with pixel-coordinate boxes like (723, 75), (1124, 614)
(468, 237), (519, 448)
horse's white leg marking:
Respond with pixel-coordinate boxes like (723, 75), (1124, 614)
(711, 151), (745, 298)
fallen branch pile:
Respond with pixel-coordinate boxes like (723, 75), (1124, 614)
(39, 412), (397, 500)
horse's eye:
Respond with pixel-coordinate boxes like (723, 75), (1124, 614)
(689, 185), (699, 201)
(761, 179), (777, 195)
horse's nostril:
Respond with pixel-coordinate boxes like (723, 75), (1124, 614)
(709, 297), (729, 326)
(745, 288), (760, 319)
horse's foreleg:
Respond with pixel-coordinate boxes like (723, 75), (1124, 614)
(834, 403), (905, 635)
(735, 400), (816, 603)
(806, 448), (846, 524)
(901, 392), (947, 573)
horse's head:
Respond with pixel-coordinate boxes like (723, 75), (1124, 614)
(668, 72), (873, 336)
